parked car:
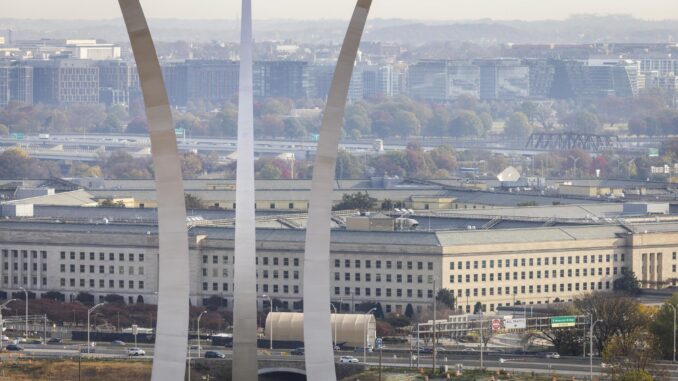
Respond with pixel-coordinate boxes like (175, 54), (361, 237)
(419, 347), (433, 354)
(545, 352), (561, 359)
(47, 337), (63, 344)
(339, 356), (359, 363)
(353, 346), (373, 353)
(204, 351), (226, 359)
(81, 347), (96, 354)
(111, 340), (126, 346)
(291, 347), (305, 355)
(29, 339), (44, 345)
(189, 345), (202, 351)
(5, 344), (23, 351)
(127, 347), (146, 356)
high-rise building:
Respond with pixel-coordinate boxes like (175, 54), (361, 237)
(185, 60), (240, 105)
(447, 60), (480, 99)
(28, 59), (99, 104)
(0, 61), (33, 106)
(254, 61), (309, 99)
(97, 60), (134, 106)
(476, 58), (530, 101)
(407, 60), (448, 102)
(524, 59), (556, 99)
(306, 64), (334, 100)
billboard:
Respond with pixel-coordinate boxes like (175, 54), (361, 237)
(503, 317), (526, 329)
(550, 316), (576, 328)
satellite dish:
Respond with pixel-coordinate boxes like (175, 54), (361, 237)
(497, 166), (521, 182)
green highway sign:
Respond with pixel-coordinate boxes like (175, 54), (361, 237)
(550, 316), (576, 328)
(11, 133), (24, 140)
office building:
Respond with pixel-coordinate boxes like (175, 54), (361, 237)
(29, 59), (99, 104)
(1, 216), (676, 315)
(254, 61), (309, 99)
(476, 58), (530, 101)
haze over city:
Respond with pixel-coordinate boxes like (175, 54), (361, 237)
(3, 0), (678, 20)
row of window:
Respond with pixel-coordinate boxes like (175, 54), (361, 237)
(333, 286), (434, 298)
(59, 252), (145, 262)
(3, 262), (47, 272)
(3, 276), (46, 286)
(1, 250), (48, 260)
(59, 278), (144, 289)
(449, 267), (623, 283)
(456, 281), (613, 298)
(449, 254), (625, 271)
(60, 264), (145, 276)
(334, 272), (434, 284)
(334, 259), (434, 270)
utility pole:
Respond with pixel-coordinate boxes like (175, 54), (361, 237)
(480, 308), (484, 369)
(590, 319), (603, 381)
(432, 277), (437, 374)
(668, 303), (677, 362)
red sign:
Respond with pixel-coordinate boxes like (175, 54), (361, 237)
(491, 319), (501, 331)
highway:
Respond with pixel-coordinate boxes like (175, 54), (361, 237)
(5, 343), (678, 379)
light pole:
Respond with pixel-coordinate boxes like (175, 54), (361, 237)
(569, 155), (580, 179)
(590, 319), (603, 381)
(479, 308), (484, 370)
(432, 277), (437, 373)
(330, 303), (338, 348)
(364, 307), (376, 363)
(668, 303), (677, 363)
(0, 299), (16, 341)
(87, 303), (105, 353)
(262, 294), (273, 350)
(197, 311), (207, 358)
(19, 287), (28, 338)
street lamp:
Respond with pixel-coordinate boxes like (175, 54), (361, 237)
(87, 303), (105, 353)
(569, 155), (580, 179)
(19, 287), (28, 339)
(364, 307), (376, 363)
(330, 303), (338, 349)
(590, 318), (603, 381)
(668, 303), (677, 363)
(263, 294), (273, 350)
(197, 311), (207, 358)
(0, 299), (16, 342)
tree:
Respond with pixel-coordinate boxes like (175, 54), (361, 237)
(561, 110), (602, 133)
(448, 111), (483, 137)
(541, 328), (584, 356)
(104, 294), (125, 304)
(436, 289), (455, 310)
(574, 293), (649, 354)
(75, 292), (95, 305)
(614, 270), (641, 296)
(602, 328), (660, 379)
(185, 193), (206, 209)
(650, 293), (678, 360)
(0, 123), (8, 137)
(181, 152), (204, 178)
(404, 303), (415, 319)
(504, 112), (533, 138)
(42, 291), (65, 302)
(333, 192), (376, 211)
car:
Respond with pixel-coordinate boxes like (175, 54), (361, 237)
(47, 337), (63, 344)
(462, 347), (476, 352)
(545, 352), (561, 359)
(418, 347), (433, 354)
(353, 346), (373, 353)
(111, 340), (126, 346)
(127, 347), (146, 356)
(223, 341), (233, 348)
(81, 347), (96, 354)
(5, 344), (23, 351)
(189, 345), (202, 350)
(339, 356), (359, 363)
(29, 339), (44, 345)
(204, 351), (226, 359)
(291, 347), (305, 355)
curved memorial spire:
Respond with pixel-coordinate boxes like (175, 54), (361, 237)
(232, 0), (259, 379)
(118, 1), (190, 380)
(303, 1), (372, 380)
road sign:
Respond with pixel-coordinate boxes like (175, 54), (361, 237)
(375, 337), (383, 349)
(491, 319), (501, 331)
(550, 316), (576, 328)
(11, 133), (24, 140)
(503, 317), (526, 329)
(132, 324), (138, 336)
(174, 128), (185, 138)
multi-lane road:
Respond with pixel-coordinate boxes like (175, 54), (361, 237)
(6, 342), (678, 380)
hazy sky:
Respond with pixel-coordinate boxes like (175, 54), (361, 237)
(3, 0), (678, 20)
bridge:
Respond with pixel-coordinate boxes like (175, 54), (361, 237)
(525, 132), (620, 152)
(188, 358), (366, 381)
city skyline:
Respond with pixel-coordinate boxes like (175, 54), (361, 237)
(2, 0), (678, 21)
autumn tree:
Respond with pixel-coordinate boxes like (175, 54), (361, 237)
(333, 192), (376, 211)
(504, 112), (533, 138)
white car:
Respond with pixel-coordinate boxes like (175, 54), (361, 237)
(339, 356), (359, 363)
(546, 352), (561, 359)
(127, 347), (146, 356)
